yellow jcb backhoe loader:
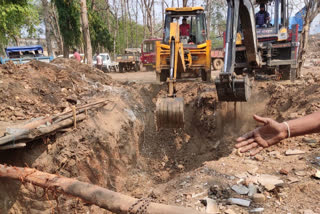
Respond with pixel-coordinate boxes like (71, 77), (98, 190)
(155, 7), (212, 129)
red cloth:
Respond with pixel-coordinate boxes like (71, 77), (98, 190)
(74, 52), (81, 62)
(179, 24), (190, 36)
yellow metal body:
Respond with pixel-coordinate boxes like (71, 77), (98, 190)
(166, 6), (204, 12)
(236, 33), (242, 45)
(155, 6), (212, 129)
(156, 38), (212, 77)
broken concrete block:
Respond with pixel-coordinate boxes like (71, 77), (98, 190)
(231, 184), (249, 195)
(285, 149), (305, 156)
(228, 198), (251, 207)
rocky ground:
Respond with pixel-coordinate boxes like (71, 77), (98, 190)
(0, 39), (320, 214)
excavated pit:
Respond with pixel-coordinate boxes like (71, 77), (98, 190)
(0, 63), (269, 213)
(1, 58), (320, 213)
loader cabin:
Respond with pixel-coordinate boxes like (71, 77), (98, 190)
(236, 0), (292, 43)
(163, 7), (208, 46)
(156, 7), (212, 82)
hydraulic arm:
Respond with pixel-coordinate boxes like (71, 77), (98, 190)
(156, 22), (185, 129)
(215, 0), (261, 102)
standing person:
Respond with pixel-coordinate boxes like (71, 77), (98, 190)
(179, 18), (190, 36)
(73, 49), (81, 62)
(255, 4), (270, 28)
(96, 52), (103, 70)
(235, 111), (320, 156)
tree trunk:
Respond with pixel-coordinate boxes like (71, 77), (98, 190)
(63, 42), (69, 58)
(0, 165), (204, 214)
(42, 0), (53, 56)
(162, 0), (164, 25)
(105, 0), (111, 32)
(50, 5), (64, 55)
(297, 0), (320, 75)
(80, 0), (93, 65)
(135, 0), (138, 47)
(206, 0), (211, 37)
(113, 0), (119, 57)
(183, 0), (189, 7)
(143, 0), (154, 37)
(152, 1), (155, 37)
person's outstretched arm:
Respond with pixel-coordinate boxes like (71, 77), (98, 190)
(235, 111), (320, 156)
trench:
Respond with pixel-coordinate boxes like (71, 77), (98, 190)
(0, 80), (270, 213)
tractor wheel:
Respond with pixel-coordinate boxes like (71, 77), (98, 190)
(213, 58), (224, 70)
(134, 63), (139, 72)
(201, 69), (211, 82)
(119, 63), (124, 73)
(157, 70), (169, 82)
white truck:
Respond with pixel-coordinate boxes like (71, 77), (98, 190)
(93, 53), (118, 72)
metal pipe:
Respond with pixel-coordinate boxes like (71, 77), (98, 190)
(169, 36), (175, 79)
(223, 0), (233, 73)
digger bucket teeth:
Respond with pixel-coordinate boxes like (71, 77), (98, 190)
(215, 73), (251, 102)
(156, 97), (184, 129)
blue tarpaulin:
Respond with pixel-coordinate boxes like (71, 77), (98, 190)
(289, 7), (306, 32)
(5, 45), (44, 56)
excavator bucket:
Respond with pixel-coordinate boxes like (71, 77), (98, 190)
(215, 73), (251, 102)
(156, 97), (184, 129)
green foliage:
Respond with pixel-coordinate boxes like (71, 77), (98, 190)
(114, 19), (145, 54)
(208, 0), (226, 48)
(87, 0), (145, 55)
(0, 0), (39, 51)
(87, 1), (113, 53)
(54, 0), (81, 50)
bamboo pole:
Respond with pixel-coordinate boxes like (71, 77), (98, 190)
(0, 164), (204, 214)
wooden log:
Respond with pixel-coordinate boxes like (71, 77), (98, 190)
(0, 114), (86, 147)
(0, 164), (204, 214)
(52, 99), (111, 121)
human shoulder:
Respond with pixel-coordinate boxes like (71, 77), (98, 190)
(265, 11), (270, 17)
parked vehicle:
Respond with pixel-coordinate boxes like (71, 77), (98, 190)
(211, 48), (224, 70)
(93, 53), (118, 72)
(0, 45), (53, 64)
(140, 38), (162, 71)
(115, 48), (141, 72)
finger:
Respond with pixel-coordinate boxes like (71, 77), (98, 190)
(255, 135), (269, 148)
(236, 131), (254, 142)
(253, 115), (269, 125)
(235, 138), (255, 148)
(250, 146), (264, 156)
(239, 142), (259, 153)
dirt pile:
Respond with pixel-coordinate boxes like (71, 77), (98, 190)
(0, 59), (149, 213)
(307, 34), (320, 66)
(0, 58), (114, 122)
(265, 73), (320, 120)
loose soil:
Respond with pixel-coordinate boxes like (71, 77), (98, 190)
(0, 44), (320, 214)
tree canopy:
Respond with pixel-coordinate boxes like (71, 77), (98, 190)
(0, 0), (39, 51)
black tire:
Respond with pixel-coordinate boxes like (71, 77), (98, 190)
(119, 63), (124, 73)
(201, 69), (211, 82)
(234, 68), (244, 75)
(157, 70), (169, 82)
(135, 63), (140, 72)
